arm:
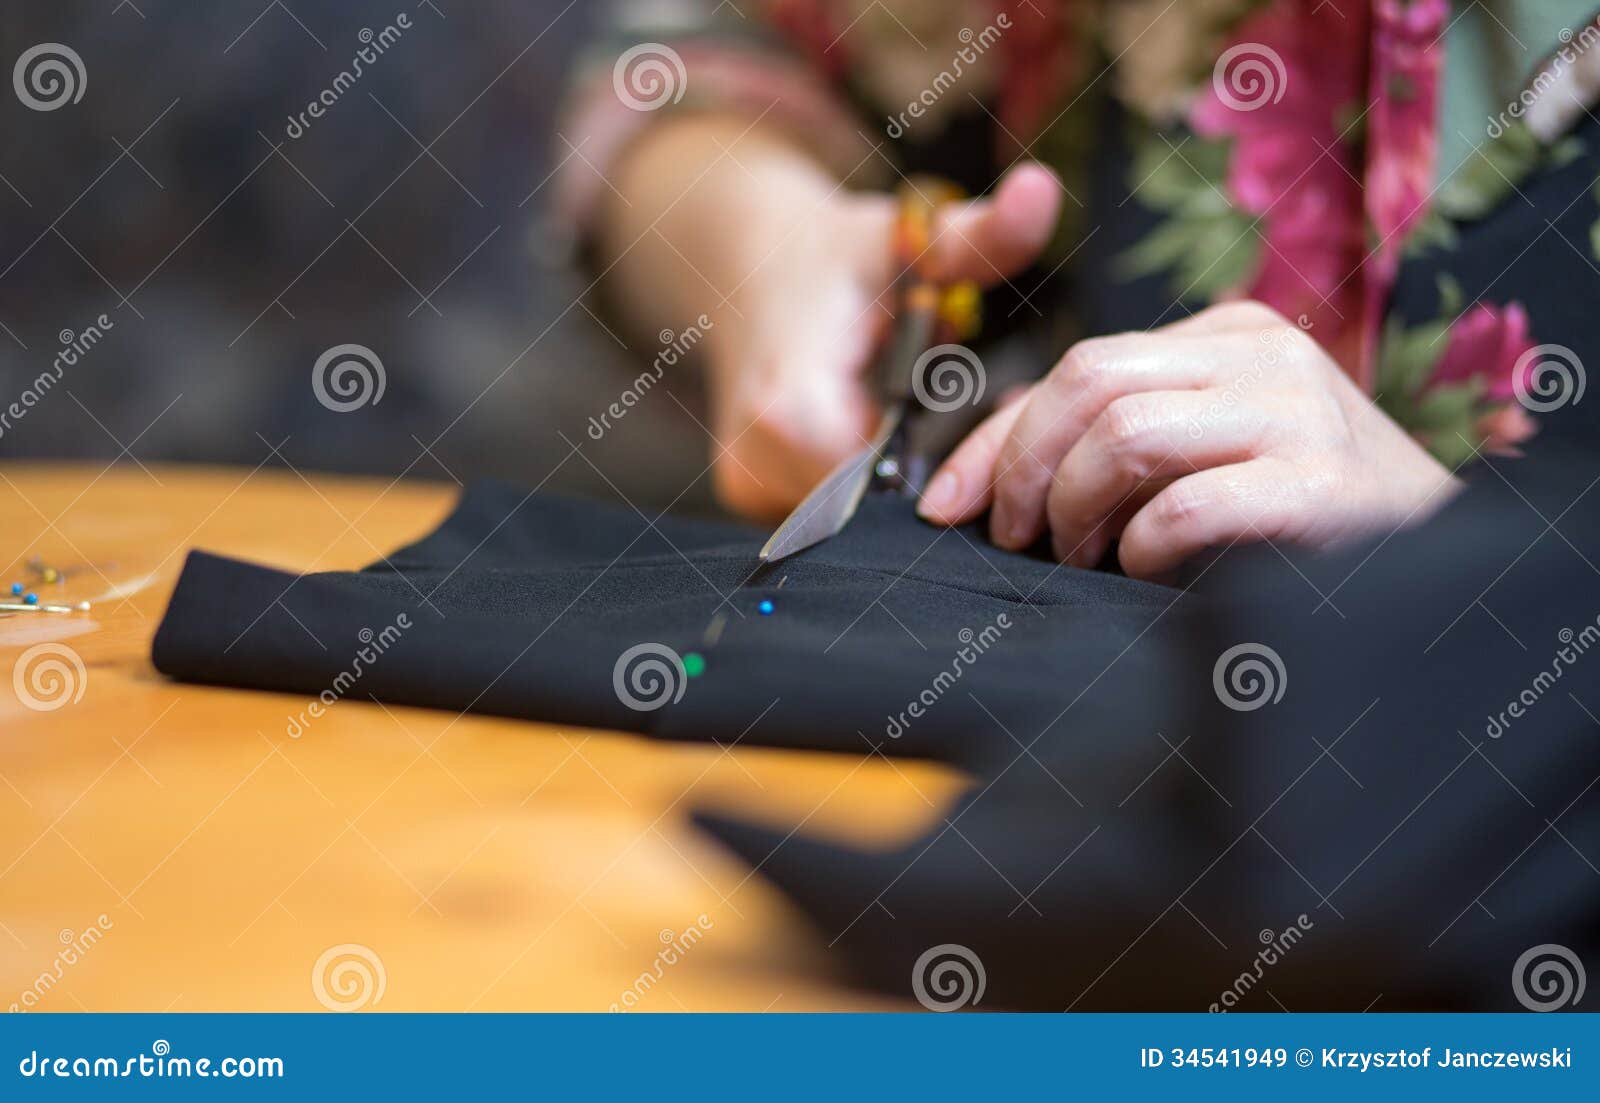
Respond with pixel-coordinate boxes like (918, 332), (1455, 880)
(597, 115), (1062, 518)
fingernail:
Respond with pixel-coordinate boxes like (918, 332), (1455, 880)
(917, 470), (959, 521)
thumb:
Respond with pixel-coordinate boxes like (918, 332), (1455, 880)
(925, 163), (1064, 286)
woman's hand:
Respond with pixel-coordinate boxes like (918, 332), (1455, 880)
(704, 161), (1062, 519)
(917, 302), (1462, 579)
(604, 117), (1061, 520)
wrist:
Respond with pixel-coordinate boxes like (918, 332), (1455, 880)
(603, 115), (845, 338)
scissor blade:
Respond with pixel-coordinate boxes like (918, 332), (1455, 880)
(759, 407), (904, 563)
(757, 443), (879, 563)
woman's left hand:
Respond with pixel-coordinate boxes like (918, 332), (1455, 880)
(916, 302), (1462, 579)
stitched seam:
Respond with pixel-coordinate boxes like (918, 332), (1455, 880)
(376, 552), (1162, 609)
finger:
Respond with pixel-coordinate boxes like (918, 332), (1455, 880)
(1046, 391), (1271, 566)
(710, 331), (881, 519)
(989, 334), (1237, 550)
(996, 382), (1032, 407)
(1116, 458), (1303, 580)
(926, 162), (1063, 286)
(1157, 300), (1287, 338)
(915, 390), (1030, 524)
(714, 391), (877, 520)
(773, 357), (881, 505)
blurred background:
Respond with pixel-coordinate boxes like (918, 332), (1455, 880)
(0, 1), (716, 510)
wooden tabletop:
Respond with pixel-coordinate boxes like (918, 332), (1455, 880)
(0, 463), (959, 1012)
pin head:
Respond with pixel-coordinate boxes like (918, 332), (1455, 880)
(683, 652), (707, 678)
(22, 593), (37, 605)
(757, 599), (774, 616)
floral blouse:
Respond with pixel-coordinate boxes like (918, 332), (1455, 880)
(559, 0), (1600, 464)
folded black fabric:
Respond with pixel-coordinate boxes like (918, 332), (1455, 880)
(153, 447), (1600, 1012)
(696, 441), (1600, 1010)
(152, 482), (1176, 767)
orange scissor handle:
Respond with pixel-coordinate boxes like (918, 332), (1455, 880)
(893, 177), (981, 342)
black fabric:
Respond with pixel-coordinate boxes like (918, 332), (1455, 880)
(696, 439), (1600, 1010)
(152, 483), (1176, 768)
(154, 444), (1600, 1012)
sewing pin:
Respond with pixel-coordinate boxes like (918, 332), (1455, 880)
(701, 611), (727, 648)
(26, 557), (72, 584)
(0, 600), (91, 614)
(8, 583), (20, 596)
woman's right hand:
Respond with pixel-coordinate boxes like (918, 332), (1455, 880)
(605, 117), (1063, 520)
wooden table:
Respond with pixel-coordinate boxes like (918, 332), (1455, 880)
(0, 464), (960, 1011)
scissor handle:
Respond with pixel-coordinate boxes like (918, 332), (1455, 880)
(877, 178), (982, 401)
(893, 177), (981, 338)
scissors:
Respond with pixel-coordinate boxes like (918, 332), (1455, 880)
(758, 178), (981, 564)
